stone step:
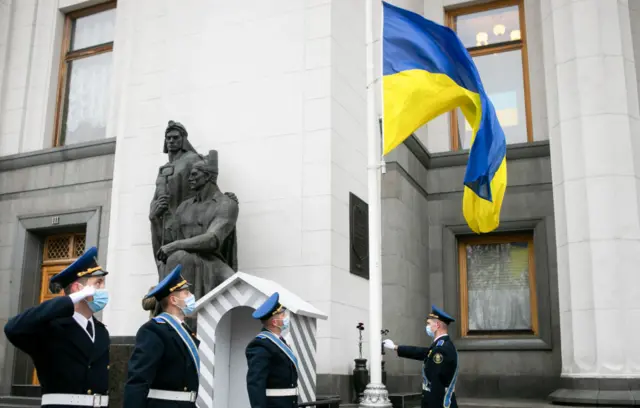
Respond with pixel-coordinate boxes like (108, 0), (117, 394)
(389, 392), (422, 407)
(341, 398), (555, 408)
(458, 398), (556, 408)
(9, 386), (40, 399)
(0, 396), (40, 407)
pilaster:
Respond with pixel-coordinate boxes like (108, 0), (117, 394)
(542, 0), (640, 404)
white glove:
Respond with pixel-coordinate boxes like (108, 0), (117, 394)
(69, 285), (96, 304)
(383, 339), (396, 350)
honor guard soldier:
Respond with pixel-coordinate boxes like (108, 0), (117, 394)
(246, 292), (299, 408)
(124, 265), (200, 408)
(383, 306), (458, 408)
(4, 247), (111, 408)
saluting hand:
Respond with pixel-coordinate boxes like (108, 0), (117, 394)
(382, 339), (397, 350)
(69, 285), (96, 304)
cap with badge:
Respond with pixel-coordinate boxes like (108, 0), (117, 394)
(252, 292), (286, 320)
(145, 265), (190, 301)
(427, 305), (455, 325)
(49, 246), (108, 291)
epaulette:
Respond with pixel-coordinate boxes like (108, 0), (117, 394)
(153, 317), (166, 324)
(436, 339), (445, 347)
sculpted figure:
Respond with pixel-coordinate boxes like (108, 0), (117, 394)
(155, 150), (239, 299)
(149, 121), (203, 266)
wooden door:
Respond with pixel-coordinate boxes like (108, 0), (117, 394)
(32, 233), (86, 385)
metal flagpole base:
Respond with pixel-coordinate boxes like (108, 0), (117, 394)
(358, 383), (393, 407)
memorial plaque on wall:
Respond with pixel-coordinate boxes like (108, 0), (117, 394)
(349, 192), (369, 279)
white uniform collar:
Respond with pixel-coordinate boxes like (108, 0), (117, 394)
(168, 313), (184, 324)
(73, 312), (95, 342)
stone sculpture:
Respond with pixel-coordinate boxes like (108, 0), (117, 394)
(149, 121), (204, 266)
(155, 150), (239, 300)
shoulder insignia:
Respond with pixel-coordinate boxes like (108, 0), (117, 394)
(433, 353), (443, 364)
(153, 317), (166, 324)
(428, 350), (432, 357)
(436, 339), (444, 347)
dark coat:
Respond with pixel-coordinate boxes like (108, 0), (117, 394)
(4, 296), (110, 408)
(245, 329), (298, 408)
(124, 318), (200, 408)
(397, 335), (458, 408)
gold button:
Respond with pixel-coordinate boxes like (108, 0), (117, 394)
(107, 365), (110, 370)
(87, 390), (92, 395)
(184, 387), (187, 391)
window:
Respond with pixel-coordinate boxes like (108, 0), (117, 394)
(53, 2), (116, 147)
(446, 0), (532, 151)
(457, 234), (538, 337)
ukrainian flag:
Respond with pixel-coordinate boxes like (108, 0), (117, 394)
(382, 2), (507, 233)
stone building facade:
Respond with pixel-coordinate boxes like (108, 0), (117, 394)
(0, 0), (639, 405)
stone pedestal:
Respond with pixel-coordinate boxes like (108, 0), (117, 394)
(107, 340), (135, 408)
(542, 0), (640, 405)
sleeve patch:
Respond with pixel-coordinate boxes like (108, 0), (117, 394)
(433, 353), (443, 364)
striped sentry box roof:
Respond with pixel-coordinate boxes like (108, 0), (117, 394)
(194, 272), (328, 408)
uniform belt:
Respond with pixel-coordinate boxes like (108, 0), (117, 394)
(148, 389), (197, 402)
(41, 393), (109, 407)
(266, 388), (298, 397)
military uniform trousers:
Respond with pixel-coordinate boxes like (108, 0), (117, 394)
(4, 296), (110, 408)
(246, 331), (299, 408)
(397, 336), (458, 408)
(124, 318), (200, 408)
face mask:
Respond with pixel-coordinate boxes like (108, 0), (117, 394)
(425, 325), (435, 338)
(86, 289), (109, 313)
(280, 316), (290, 331)
(180, 294), (196, 316)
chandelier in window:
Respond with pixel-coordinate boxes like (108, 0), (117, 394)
(476, 32), (489, 46)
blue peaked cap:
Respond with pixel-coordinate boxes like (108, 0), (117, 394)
(252, 292), (286, 320)
(49, 246), (107, 291)
(145, 265), (189, 300)
(428, 305), (455, 325)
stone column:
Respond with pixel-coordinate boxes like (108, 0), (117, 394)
(542, 0), (640, 405)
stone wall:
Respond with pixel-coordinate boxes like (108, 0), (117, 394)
(377, 140), (560, 399)
(0, 140), (115, 392)
(381, 145), (430, 380)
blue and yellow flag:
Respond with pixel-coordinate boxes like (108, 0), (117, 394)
(382, 2), (507, 233)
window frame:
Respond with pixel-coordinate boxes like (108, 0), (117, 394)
(457, 233), (539, 338)
(445, 0), (533, 151)
(52, 0), (117, 147)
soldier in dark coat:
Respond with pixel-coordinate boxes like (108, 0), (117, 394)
(4, 246), (111, 408)
(124, 265), (200, 408)
(383, 306), (459, 408)
(246, 292), (299, 408)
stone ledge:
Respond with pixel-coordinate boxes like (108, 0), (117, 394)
(549, 388), (640, 406)
(0, 138), (116, 172)
(458, 398), (553, 407)
(403, 134), (550, 170)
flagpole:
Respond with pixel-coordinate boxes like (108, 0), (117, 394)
(360, 0), (391, 406)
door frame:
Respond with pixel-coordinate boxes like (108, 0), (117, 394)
(2, 207), (102, 394)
